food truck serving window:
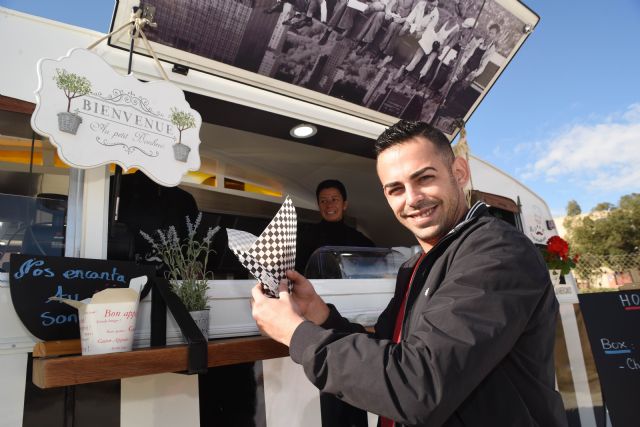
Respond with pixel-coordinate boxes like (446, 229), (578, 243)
(0, 97), (71, 270)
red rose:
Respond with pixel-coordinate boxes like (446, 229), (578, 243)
(547, 236), (569, 258)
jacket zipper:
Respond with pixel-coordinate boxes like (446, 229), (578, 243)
(399, 204), (486, 340)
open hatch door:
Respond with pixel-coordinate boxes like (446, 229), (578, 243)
(108, 0), (539, 137)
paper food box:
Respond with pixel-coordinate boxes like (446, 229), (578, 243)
(50, 276), (146, 355)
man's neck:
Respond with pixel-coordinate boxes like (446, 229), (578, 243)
(418, 206), (470, 253)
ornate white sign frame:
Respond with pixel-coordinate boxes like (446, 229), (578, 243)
(31, 48), (202, 187)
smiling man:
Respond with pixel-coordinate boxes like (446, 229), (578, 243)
(252, 120), (567, 427)
(377, 125), (466, 252)
(295, 179), (374, 273)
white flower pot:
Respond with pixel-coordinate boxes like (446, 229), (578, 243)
(186, 309), (210, 341)
(549, 269), (562, 287)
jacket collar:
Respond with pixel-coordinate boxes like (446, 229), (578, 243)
(447, 201), (488, 237)
(407, 202), (487, 266)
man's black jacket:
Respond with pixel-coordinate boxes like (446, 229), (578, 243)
(290, 203), (567, 426)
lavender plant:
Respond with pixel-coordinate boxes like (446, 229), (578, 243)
(140, 213), (219, 311)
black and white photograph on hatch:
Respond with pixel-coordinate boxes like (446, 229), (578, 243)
(138, 0), (533, 134)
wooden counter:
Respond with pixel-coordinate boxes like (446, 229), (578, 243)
(32, 336), (289, 389)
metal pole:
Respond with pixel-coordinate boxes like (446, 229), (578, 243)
(29, 131), (36, 174)
(109, 7), (138, 237)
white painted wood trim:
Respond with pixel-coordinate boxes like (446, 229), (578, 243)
(559, 303), (597, 427)
(80, 166), (109, 259)
(121, 373), (200, 427)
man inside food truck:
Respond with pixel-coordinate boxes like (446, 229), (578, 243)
(252, 120), (567, 426)
(296, 179), (375, 272)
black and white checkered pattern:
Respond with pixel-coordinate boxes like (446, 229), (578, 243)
(227, 196), (297, 297)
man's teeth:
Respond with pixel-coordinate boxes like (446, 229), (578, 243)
(412, 206), (435, 217)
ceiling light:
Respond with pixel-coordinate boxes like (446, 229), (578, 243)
(290, 124), (317, 138)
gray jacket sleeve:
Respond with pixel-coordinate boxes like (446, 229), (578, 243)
(289, 222), (552, 426)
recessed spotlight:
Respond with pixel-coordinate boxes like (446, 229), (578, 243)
(290, 124), (317, 138)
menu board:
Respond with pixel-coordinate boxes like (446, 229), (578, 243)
(9, 254), (154, 341)
(578, 291), (640, 427)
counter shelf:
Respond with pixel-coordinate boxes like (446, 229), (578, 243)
(32, 335), (288, 389)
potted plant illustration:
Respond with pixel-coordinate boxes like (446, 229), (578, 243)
(170, 107), (195, 162)
(140, 213), (219, 340)
(53, 69), (92, 135)
(540, 236), (579, 286)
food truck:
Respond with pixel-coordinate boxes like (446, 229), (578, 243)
(0, 2), (605, 426)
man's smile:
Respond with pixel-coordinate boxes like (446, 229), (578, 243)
(404, 204), (438, 222)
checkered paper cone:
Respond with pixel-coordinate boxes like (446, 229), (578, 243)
(227, 196), (297, 297)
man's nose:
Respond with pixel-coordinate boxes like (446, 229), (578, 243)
(406, 186), (424, 207)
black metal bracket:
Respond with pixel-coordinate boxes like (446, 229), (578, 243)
(172, 64), (189, 76)
(141, 5), (156, 23)
(144, 277), (208, 374)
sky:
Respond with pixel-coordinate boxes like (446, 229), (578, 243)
(1, 0), (639, 216)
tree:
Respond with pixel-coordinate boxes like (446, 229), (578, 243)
(566, 200), (581, 216)
(53, 69), (92, 112)
(592, 202), (614, 212)
(619, 193), (640, 211)
(568, 193), (640, 256)
(169, 108), (195, 145)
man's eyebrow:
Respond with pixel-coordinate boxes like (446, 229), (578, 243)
(382, 166), (437, 190)
(409, 166), (436, 180)
(382, 181), (400, 191)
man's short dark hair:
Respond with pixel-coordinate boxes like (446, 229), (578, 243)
(316, 179), (347, 201)
(374, 120), (454, 165)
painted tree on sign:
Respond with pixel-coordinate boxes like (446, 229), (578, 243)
(170, 108), (196, 145)
(53, 69), (92, 112)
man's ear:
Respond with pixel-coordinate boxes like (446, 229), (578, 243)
(451, 156), (470, 187)
(342, 200), (349, 212)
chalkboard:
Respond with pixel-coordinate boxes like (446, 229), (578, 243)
(9, 254), (154, 341)
(578, 291), (640, 427)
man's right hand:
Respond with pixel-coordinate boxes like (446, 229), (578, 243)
(285, 270), (330, 326)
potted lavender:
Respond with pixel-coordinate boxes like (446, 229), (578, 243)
(140, 213), (219, 339)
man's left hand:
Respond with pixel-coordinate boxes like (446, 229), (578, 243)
(251, 281), (305, 347)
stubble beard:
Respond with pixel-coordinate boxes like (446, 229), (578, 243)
(408, 176), (466, 248)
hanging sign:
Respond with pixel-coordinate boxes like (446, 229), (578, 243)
(31, 47), (201, 187)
